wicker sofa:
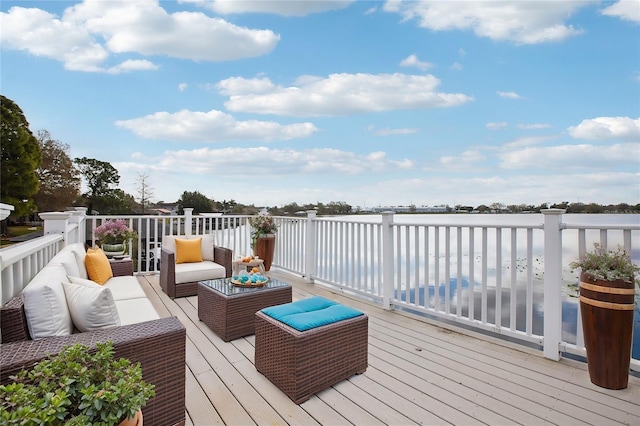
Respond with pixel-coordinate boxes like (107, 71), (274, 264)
(0, 244), (187, 426)
(160, 234), (233, 298)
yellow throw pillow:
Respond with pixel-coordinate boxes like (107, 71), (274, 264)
(85, 248), (113, 285)
(175, 238), (203, 264)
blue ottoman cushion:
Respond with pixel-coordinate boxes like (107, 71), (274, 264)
(261, 296), (364, 332)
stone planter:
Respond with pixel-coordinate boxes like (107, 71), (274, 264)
(102, 243), (125, 257)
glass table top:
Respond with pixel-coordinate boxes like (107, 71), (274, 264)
(199, 277), (289, 296)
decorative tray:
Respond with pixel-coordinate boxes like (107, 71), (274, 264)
(231, 280), (267, 288)
(230, 275), (268, 287)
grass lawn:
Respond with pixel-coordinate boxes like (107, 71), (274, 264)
(0, 225), (43, 247)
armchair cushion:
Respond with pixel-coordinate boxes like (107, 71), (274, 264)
(62, 280), (120, 332)
(85, 248), (113, 285)
(175, 237), (203, 264)
(175, 261), (226, 284)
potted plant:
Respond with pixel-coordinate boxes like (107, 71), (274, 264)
(570, 243), (640, 389)
(94, 220), (137, 256)
(0, 341), (155, 425)
(249, 211), (279, 271)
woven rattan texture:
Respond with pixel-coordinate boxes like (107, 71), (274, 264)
(198, 282), (291, 341)
(160, 245), (233, 299)
(110, 258), (134, 276)
(0, 317), (186, 426)
(255, 311), (368, 404)
(0, 294), (29, 343)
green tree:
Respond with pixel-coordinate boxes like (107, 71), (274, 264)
(0, 95), (41, 220)
(177, 191), (212, 214)
(34, 130), (80, 212)
(74, 157), (120, 214)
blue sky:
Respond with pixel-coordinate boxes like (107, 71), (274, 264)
(2, 0), (639, 209)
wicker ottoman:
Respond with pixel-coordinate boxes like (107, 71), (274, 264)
(254, 296), (368, 404)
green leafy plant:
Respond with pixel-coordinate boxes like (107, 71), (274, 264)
(249, 211), (278, 247)
(0, 341), (155, 425)
(570, 243), (640, 284)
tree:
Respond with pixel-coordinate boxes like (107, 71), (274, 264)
(135, 172), (154, 215)
(0, 95), (41, 220)
(34, 130), (80, 212)
(74, 157), (120, 214)
(177, 191), (212, 214)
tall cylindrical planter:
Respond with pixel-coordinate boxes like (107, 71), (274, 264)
(254, 234), (275, 271)
(579, 272), (635, 389)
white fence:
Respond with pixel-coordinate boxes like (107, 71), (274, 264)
(1, 208), (638, 371)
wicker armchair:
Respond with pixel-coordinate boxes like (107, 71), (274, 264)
(160, 235), (233, 298)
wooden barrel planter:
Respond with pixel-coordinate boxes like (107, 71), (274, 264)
(254, 234), (275, 271)
(579, 272), (635, 389)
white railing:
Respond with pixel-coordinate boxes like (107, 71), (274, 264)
(2, 208), (638, 372)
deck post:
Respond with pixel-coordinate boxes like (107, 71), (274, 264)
(382, 211), (395, 310)
(184, 208), (193, 237)
(542, 209), (565, 361)
(40, 212), (73, 244)
(304, 210), (317, 283)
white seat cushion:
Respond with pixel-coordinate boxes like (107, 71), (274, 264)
(68, 275), (146, 301)
(23, 265), (73, 339)
(115, 298), (161, 325)
(62, 280), (120, 332)
(175, 260), (226, 284)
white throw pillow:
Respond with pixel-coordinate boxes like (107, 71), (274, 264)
(200, 234), (215, 262)
(62, 281), (121, 332)
(23, 265), (73, 339)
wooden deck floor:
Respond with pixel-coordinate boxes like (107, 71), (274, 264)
(138, 271), (640, 426)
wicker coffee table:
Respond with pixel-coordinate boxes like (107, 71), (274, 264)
(197, 278), (292, 341)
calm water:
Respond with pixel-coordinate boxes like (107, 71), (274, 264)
(350, 213), (640, 359)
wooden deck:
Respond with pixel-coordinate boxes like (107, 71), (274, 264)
(138, 271), (640, 426)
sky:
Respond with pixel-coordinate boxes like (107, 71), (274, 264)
(1, 0), (639, 210)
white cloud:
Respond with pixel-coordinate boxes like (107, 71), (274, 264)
(181, 0), (355, 17)
(567, 116), (640, 141)
(178, 83), (188, 92)
(106, 59), (159, 74)
(133, 146), (413, 175)
(503, 135), (556, 148)
(600, 0), (640, 23)
(115, 109), (318, 141)
(367, 126), (419, 136)
(497, 91), (522, 99)
(486, 122), (507, 130)
(499, 143), (640, 169)
(458, 48), (466, 57)
(439, 150), (485, 166)
(399, 54), (433, 71)
(450, 62), (463, 70)
(383, 0), (585, 44)
(219, 73), (474, 117)
(518, 123), (552, 130)
(0, 0), (279, 72)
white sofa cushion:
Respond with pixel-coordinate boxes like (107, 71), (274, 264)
(68, 275), (146, 301)
(68, 243), (89, 280)
(23, 265), (73, 339)
(175, 260), (226, 284)
(115, 298), (160, 325)
(50, 250), (82, 278)
(62, 280), (120, 332)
